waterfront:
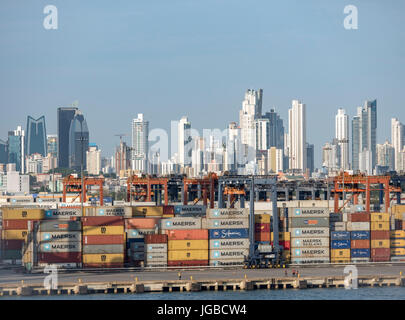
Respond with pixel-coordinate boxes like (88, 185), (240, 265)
(2, 286), (405, 300)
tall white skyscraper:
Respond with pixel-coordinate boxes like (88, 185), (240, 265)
(132, 113), (149, 173)
(288, 100), (307, 172)
(376, 140), (395, 170)
(391, 118), (404, 172)
(178, 116), (192, 167)
(86, 144), (101, 175)
(239, 89), (263, 151)
(335, 108), (349, 170)
(255, 118), (270, 151)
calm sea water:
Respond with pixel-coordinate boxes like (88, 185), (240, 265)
(3, 286), (405, 300)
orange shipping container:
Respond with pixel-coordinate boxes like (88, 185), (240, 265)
(125, 218), (160, 229)
(255, 232), (270, 242)
(351, 240), (370, 249)
(165, 229), (208, 240)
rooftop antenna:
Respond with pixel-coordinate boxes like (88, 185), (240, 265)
(115, 134), (127, 144)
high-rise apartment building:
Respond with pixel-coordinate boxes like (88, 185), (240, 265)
(335, 108), (349, 170)
(255, 118), (270, 151)
(391, 118), (404, 172)
(262, 109), (285, 150)
(47, 135), (58, 159)
(8, 126), (25, 173)
(132, 113), (149, 173)
(57, 107), (78, 168)
(288, 100), (306, 172)
(178, 116), (192, 167)
(69, 110), (89, 171)
(239, 89), (263, 151)
(376, 141), (395, 171)
(0, 139), (7, 164)
(26, 116), (47, 157)
(115, 140), (131, 176)
(87, 144), (101, 175)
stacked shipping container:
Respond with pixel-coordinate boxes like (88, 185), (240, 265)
(390, 230), (405, 261)
(370, 213), (390, 262)
(144, 234), (168, 267)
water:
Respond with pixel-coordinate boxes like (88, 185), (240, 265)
(3, 286), (405, 300)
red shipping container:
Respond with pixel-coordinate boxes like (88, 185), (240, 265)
(255, 223), (270, 233)
(370, 231), (390, 240)
(163, 206), (174, 215)
(165, 229), (208, 240)
(255, 232), (270, 242)
(271, 241), (291, 250)
(83, 235), (125, 245)
(2, 220), (29, 230)
(82, 216), (124, 226)
(83, 263), (124, 268)
(125, 218), (160, 229)
(144, 234), (168, 244)
(349, 213), (370, 222)
(38, 252), (81, 263)
(1, 239), (24, 250)
(371, 248), (390, 257)
(167, 260), (209, 267)
(351, 240), (370, 249)
(371, 257), (390, 262)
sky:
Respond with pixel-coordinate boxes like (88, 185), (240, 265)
(1, 0), (404, 168)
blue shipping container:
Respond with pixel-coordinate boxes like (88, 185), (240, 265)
(331, 231), (350, 240)
(351, 231), (370, 240)
(331, 240), (351, 249)
(351, 249), (370, 258)
(209, 228), (249, 239)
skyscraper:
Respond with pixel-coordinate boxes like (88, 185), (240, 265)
(335, 108), (349, 170)
(8, 126), (25, 173)
(58, 107), (78, 168)
(239, 89), (263, 150)
(115, 140), (131, 176)
(68, 111), (89, 171)
(47, 134), (58, 158)
(306, 143), (314, 175)
(132, 113), (149, 173)
(391, 118), (404, 172)
(26, 116), (47, 157)
(0, 139), (7, 164)
(178, 116), (192, 167)
(262, 109), (285, 150)
(86, 144), (101, 175)
(352, 100), (377, 172)
(254, 118), (270, 151)
(376, 141), (395, 171)
(288, 100), (307, 172)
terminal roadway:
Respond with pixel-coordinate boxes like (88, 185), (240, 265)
(0, 264), (405, 286)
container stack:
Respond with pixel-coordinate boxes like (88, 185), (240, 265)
(290, 208), (330, 264)
(1, 208), (44, 264)
(370, 212), (390, 262)
(82, 216), (125, 268)
(346, 212), (371, 263)
(125, 218), (160, 266)
(37, 220), (82, 268)
(207, 208), (249, 267)
(255, 214), (270, 243)
(330, 231), (350, 263)
(390, 230), (405, 262)
(84, 206), (131, 218)
(144, 234), (168, 267)
(270, 231), (291, 263)
(44, 208), (82, 220)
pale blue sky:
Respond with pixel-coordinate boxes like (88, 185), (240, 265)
(1, 0), (404, 167)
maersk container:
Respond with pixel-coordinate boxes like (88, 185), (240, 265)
(145, 252), (167, 262)
(292, 237), (329, 248)
(289, 217), (329, 228)
(290, 208), (330, 217)
(129, 242), (145, 252)
(37, 231), (81, 243)
(208, 228), (249, 239)
(145, 243), (168, 252)
(160, 217), (202, 230)
(209, 248), (249, 260)
(206, 208), (249, 219)
(39, 221), (82, 232)
(350, 231), (370, 240)
(126, 229), (156, 239)
(39, 242), (82, 253)
(209, 238), (250, 249)
(351, 248), (370, 258)
(207, 219), (249, 229)
(209, 259), (244, 267)
(331, 240), (351, 249)
(331, 231), (350, 240)
(347, 222), (370, 231)
(291, 248), (330, 258)
(45, 208), (82, 219)
(290, 228), (329, 238)
(174, 205), (206, 216)
(291, 257), (330, 264)
(83, 244), (124, 254)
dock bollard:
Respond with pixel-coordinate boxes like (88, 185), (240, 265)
(74, 279), (88, 295)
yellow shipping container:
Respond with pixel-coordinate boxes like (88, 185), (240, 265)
(271, 232), (291, 241)
(371, 239), (390, 248)
(331, 258), (351, 263)
(82, 226), (124, 235)
(370, 222), (390, 231)
(2, 208), (45, 220)
(168, 250), (208, 261)
(168, 240), (208, 250)
(331, 249), (350, 259)
(392, 205), (405, 215)
(370, 213), (390, 222)
(2, 229), (28, 240)
(133, 206), (163, 217)
(391, 248), (405, 256)
(391, 230), (405, 238)
(82, 254), (124, 264)
(390, 239), (405, 247)
(255, 214), (270, 224)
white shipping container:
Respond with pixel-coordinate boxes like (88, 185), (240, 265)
(290, 228), (330, 238)
(145, 253), (167, 261)
(160, 217), (202, 230)
(291, 248), (330, 258)
(126, 229), (157, 239)
(209, 239), (250, 249)
(291, 237), (330, 248)
(209, 248), (249, 260)
(291, 257), (330, 264)
(207, 218), (249, 229)
(206, 208), (249, 219)
(209, 259), (244, 267)
(346, 222), (370, 231)
(290, 208), (330, 217)
(145, 243), (168, 252)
